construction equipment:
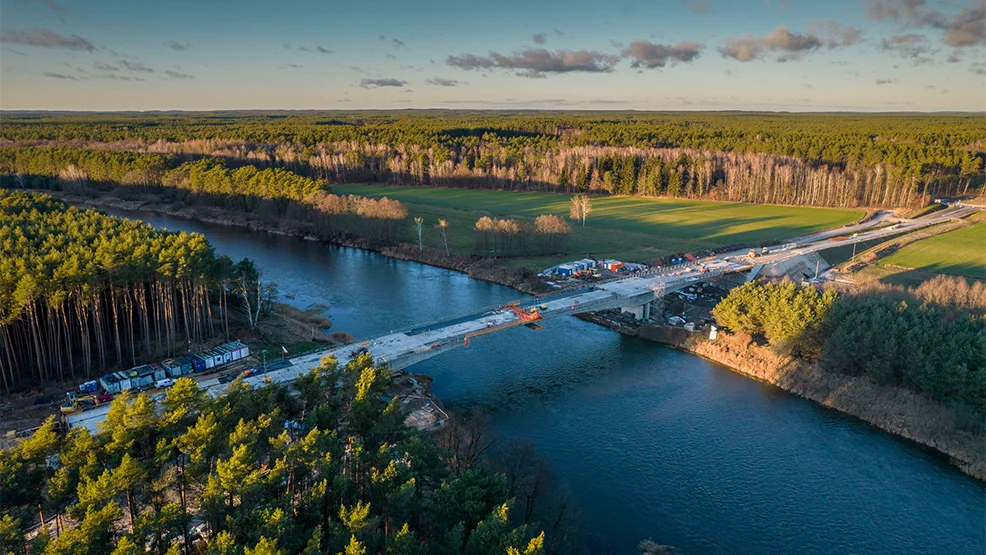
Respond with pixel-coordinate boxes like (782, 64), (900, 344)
(60, 391), (110, 414)
(747, 249), (761, 260)
(465, 306), (542, 346)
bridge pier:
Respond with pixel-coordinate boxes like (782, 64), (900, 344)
(621, 302), (651, 320)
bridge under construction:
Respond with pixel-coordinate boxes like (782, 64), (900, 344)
(66, 204), (978, 432)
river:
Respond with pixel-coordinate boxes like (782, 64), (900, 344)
(104, 208), (985, 555)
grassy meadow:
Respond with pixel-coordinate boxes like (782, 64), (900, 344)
(875, 220), (986, 283)
(332, 185), (864, 269)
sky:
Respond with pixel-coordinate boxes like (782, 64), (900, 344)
(0, 0), (984, 111)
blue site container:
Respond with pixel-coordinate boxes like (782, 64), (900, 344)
(191, 355), (207, 372)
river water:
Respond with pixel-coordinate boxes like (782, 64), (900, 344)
(104, 208), (985, 555)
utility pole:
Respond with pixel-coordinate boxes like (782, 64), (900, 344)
(814, 260), (820, 280)
(851, 241), (857, 262)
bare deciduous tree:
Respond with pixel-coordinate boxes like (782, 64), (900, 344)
(436, 218), (449, 255)
(570, 194), (592, 226)
(414, 217), (424, 252)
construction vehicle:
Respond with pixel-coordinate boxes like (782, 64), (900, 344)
(747, 249), (761, 260)
(761, 247), (769, 255)
(60, 391), (112, 414)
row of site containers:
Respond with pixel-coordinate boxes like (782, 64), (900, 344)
(97, 341), (250, 394)
(192, 341), (250, 371)
(556, 258), (599, 276)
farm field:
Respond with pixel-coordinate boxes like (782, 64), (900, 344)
(333, 185), (864, 268)
(874, 220), (986, 283)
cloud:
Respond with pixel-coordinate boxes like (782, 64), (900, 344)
(621, 39), (704, 68)
(426, 76), (459, 86)
(94, 62), (119, 71)
(685, 0), (711, 13)
(533, 33), (546, 44)
(42, 71), (77, 80)
(447, 47), (618, 78)
(867, 0), (985, 48)
(972, 61), (986, 75)
(164, 41), (191, 51)
(296, 44), (333, 54)
(944, 5), (985, 47)
(360, 77), (407, 88)
(120, 60), (153, 73)
(879, 33), (931, 58)
(866, 0), (946, 28)
(101, 74), (144, 81)
(392, 38), (405, 48)
(165, 70), (194, 79)
(812, 20), (862, 47)
(875, 77), (898, 84)
(719, 24), (859, 62)
(279, 63), (304, 69)
(0, 27), (95, 52)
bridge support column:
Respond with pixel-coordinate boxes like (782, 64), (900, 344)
(620, 303), (650, 320)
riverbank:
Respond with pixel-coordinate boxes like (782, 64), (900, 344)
(52, 190), (984, 480)
(579, 313), (985, 480)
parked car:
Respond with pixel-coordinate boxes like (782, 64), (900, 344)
(350, 346), (369, 357)
(155, 378), (175, 389)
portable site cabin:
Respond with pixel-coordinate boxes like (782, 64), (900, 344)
(684, 253), (698, 263)
(114, 371), (135, 392)
(100, 373), (122, 395)
(234, 341), (250, 359)
(148, 363), (167, 382)
(225, 341), (249, 361)
(197, 351), (216, 370)
(174, 355), (195, 374)
(215, 346), (233, 365)
(78, 380), (99, 393)
(162, 359), (184, 378)
(556, 264), (575, 277)
(210, 349), (225, 367)
(602, 260), (624, 271)
(190, 355), (208, 372)
(577, 258), (597, 269)
(130, 365), (155, 388)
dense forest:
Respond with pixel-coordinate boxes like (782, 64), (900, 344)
(0, 356), (554, 554)
(0, 191), (273, 391)
(712, 277), (986, 418)
(2, 111), (983, 208)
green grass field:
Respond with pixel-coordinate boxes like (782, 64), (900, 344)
(333, 185), (864, 269)
(877, 222), (986, 281)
